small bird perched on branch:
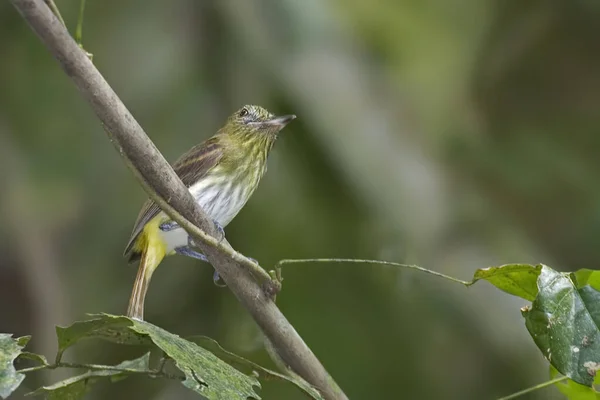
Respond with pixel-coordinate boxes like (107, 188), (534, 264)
(123, 105), (296, 320)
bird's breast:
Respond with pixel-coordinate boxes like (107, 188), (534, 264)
(188, 163), (264, 227)
(159, 160), (265, 254)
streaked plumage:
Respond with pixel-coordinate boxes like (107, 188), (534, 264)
(125, 105), (295, 320)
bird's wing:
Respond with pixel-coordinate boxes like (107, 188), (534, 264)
(123, 137), (224, 260)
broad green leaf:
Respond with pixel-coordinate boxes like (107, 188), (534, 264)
(59, 314), (260, 399)
(550, 366), (600, 400)
(572, 269), (600, 292)
(471, 264), (542, 301)
(129, 318), (260, 399)
(187, 336), (324, 400)
(27, 353), (150, 399)
(523, 266), (600, 386)
(0, 334), (28, 399)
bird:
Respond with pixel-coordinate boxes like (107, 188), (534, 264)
(123, 105), (296, 320)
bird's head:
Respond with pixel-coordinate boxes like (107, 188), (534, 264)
(222, 105), (296, 140)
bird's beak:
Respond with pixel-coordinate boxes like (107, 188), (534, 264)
(263, 114), (296, 129)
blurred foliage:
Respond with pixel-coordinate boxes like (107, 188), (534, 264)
(1, 0), (599, 399)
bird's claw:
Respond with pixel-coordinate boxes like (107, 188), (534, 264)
(175, 246), (209, 263)
(187, 236), (199, 249)
(159, 221), (180, 232)
(262, 277), (282, 301)
(213, 270), (227, 287)
(212, 256), (258, 288)
(269, 267), (283, 284)
(161, 220), (224, 243)
(213, 219), (225, 242)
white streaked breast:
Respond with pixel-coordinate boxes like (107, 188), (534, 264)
(160, 166), (262, 253)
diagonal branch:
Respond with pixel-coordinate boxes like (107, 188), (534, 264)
(9, 1), (347, 399)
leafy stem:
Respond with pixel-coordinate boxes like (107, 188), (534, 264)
(497, 376), (568, 400)
(272, 258), (472, 286)
(18, 360), (184, 381)
(43, 0), (65, 26)
(75, 0), (86, 45)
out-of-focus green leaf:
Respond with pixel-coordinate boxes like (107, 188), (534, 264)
(550, 365), (600, 400)
(523, 266), (600, 386)
(27, 353), (151, 400)
(187, 335), (324, 400)
(572, 269), (600, 292)
(0, 334), (28, 399)
(58, 314), (260, 399)
(471, 264), (542, 301)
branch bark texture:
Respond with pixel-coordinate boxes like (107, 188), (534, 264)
(9, 1), (347, 399)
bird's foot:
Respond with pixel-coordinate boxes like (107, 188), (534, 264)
(159, 221), (180, 232)
(212, 256), (258, 288)
(213, 270), (227, 287)
(175, 246), (209, 263)
(161, 219), (223, 243)
(213, 219), (225, 242)
(176, 246), (227, 288)
(264, 266), (282, 301)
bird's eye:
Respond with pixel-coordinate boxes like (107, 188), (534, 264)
(239, 108), (249, 118)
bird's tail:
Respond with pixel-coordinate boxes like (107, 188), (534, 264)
(127, 225), (166, 320)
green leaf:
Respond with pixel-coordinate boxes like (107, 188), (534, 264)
(15, 336), (31, 348)
(57, 314), (260, 399)
(549, 366), (600, 400)
(129, 318), (260, 399)
(471, 264), (542, 301)
(523, 265), (600, 386)
(18, 352), (49, 366)
(187, 336), (324, 400)
(572, 269), (600, 291)
(0, 334), (29, 398)
(27, 353), (151, 399)
(55, 315), (151, 361)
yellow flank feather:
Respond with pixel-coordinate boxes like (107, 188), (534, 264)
(126, 216), (167, 320)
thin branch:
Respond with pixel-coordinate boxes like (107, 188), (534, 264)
(17, 365), (48, 374)
(18, 362), (184, 381)
(8, 1), (346, 399)
(275, 258), (472, 286)
(74, 0), (93, 60)
(497, 376), (567, 400)
(75, 0), (86, 45)
(43, 0), (65, 26)
(57, 362), (184, 380)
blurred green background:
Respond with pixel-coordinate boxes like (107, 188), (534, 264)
(2, 0), (600, 399)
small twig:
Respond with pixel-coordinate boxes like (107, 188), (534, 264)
(18, 361), (184, 381)
(497, 376), (568, 400)
(75, 0), (86, 45)
(274, 258), (472, 286)
(17, 365), (48, 374)
(57, 362), (184, 380)
(74, 0), (93, 60)
(43, 0), (65, 26)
